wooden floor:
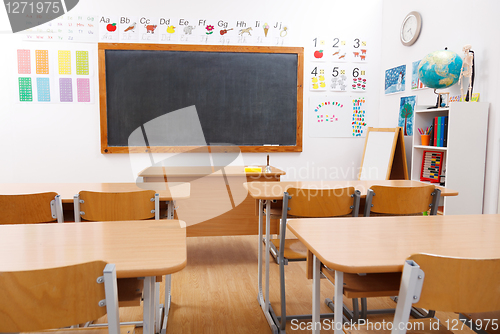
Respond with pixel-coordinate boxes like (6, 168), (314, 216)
(98, 235), (476, 334)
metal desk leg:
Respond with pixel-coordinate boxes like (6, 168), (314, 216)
(257, 199), (279, 333)
(312, 255), (321, 334)
(143, 276), (156, 334)
(334, 270), (344, 334)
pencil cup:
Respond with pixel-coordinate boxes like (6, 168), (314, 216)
(421, 134), (430, 146)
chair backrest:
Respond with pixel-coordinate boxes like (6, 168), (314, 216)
(74, 190), (158, 222)
(0, 192), (63, 224)
(410, 254), (500, 313)
(0, 261), (120, 333)
(285, 186), (359, 218)
(364, 185), (440, 216)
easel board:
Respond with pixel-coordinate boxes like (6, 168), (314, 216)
(359, 127), (408, 180)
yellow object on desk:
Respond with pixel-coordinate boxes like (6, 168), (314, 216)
(244, 166), (262, 173)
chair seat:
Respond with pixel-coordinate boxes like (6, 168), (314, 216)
(343, 318), (451, 334)
(270, 238), (308, 261)
(322, 265), (401, 299)
(33, 325), (136, 334)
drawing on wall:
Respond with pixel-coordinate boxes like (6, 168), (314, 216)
(310, 96), (360, 137)
(411, 60), (427, 90)
(352, 97), (367, 136)
(385, 64), (406, 94)
(398, 95), (416, 136)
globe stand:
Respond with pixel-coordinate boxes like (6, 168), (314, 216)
(427, 89), (441, 109)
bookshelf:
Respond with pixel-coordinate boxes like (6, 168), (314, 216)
(411, 102), (489, 215)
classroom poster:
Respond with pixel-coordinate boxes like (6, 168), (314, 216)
(398, 96), (416, 136)
(351, 66), (367, 92)
(16, 47), (94, 104)
(411, 60), (427, 90)
(329, 64), (348, 92)
(385, 65), (406, 94)
(310, 96), (367, 137)
(23, 15), (98, 43)
(309, 65), (328, 91)
(350, 37), (368, 62)
(330, 36), (348, 62)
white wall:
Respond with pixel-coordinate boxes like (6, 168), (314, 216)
(379, 0), (500, 213)
(0, 0), (383, 183)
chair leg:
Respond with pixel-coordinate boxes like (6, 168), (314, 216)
(351, 298), (360, 322)
(360, 297), (368, 320)
(279, 252), (287, 331)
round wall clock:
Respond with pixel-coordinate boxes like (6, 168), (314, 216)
(400, 11), (422, 46)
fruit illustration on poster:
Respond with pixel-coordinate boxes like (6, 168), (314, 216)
(106, 23), (117, 32)
(314, 50), (324, 59)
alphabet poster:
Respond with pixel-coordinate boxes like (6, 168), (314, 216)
(309, 96), (368, 137)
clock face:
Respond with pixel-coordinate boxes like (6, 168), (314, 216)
(401, 11), (421, 46)
(402, 15), (417, 42)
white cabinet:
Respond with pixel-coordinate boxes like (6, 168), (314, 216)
(411, 102), (489, 214)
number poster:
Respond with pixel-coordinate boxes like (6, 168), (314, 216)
(309, 95), (369, 138)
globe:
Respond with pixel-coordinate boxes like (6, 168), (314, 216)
(418, 50), (463, 89)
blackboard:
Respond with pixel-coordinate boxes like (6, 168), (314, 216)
(98, 44), (304, 153)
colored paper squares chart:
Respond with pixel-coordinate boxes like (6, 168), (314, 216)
(77, 78), (91, 102)
(17, 49), (31, 74)
(330, 65), (348, 92)
(59, 78), (73, 102)
(18, 77), (33, 102)
(309, 96), (352, 137)
(37, 78), (51, 102)
(35, 50), (49, 74)
(76, 51), (90, 75)
(352, 97), (367, 137)
(58, 50), (72, 75)
(310, 65), (327, 91)
(351, 66), (367, 91)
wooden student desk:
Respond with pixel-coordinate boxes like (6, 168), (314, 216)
(244, 179), (458, 334)
(0, 220), (187, 334)
(139, 166), (285, 237)
(288, 214), (500, 334)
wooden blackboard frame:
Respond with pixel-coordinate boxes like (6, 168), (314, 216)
(98, 43), (304, 154)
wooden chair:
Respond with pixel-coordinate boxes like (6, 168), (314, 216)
(73, 190), (162, 329)
(0, 192), (64, 224)
(323, 184), (441, 322)
(345, 254), (500, 334)
(73, 190), (159, 222)
(274, 186), (360, 332)
(0, 260), (134, 334)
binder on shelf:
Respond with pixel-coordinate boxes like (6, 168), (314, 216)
(434, 117), (438, 147)
(443, 116), (448, 147)
(428, 124), (434, 146)
(437, 117), (442, 147)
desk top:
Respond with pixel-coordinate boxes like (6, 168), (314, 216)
(288, 214), (500, 274)
(0, 220), (187, 278)
(244, 180), (458, 200)
(0, 182), (190, 203)
(139, 165), (286, 178)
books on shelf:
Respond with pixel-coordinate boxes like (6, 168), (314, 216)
(428, 116), (448, 147)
